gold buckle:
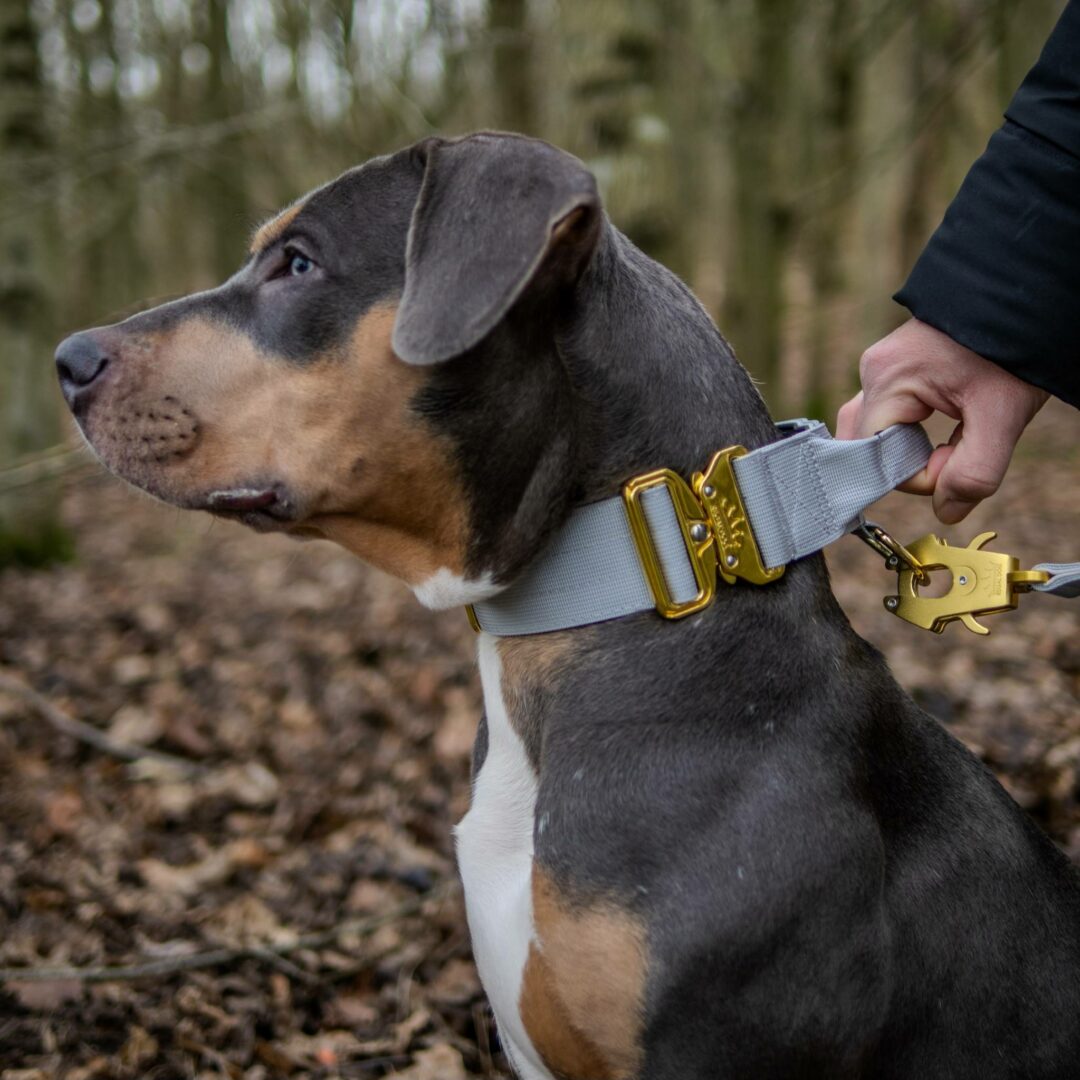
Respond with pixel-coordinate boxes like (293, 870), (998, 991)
(884, 531), (1050, 635)
(692, 447), (785, 587)
(623, 469), (716, 619)
(622, 447), (784, 620)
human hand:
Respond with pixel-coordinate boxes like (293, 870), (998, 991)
(837, 319), (1048, 524)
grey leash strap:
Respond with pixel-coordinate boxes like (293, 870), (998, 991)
(731, 420), (932, 570)
(1033, 564), (1080, 598)
(471, 421), (932, 636)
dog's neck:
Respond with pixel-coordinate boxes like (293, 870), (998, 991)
(417, 219), (784, 594)
(460, 219), (863, 761)
(560, 224), (778, 502)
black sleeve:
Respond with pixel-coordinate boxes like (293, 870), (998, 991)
(895, 0), (1080, 409)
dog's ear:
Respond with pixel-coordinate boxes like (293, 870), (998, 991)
(392, 134), (601, 366)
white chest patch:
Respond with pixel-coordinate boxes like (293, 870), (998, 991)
(412, 567), (501, 611)
(455, 635), (555, 1080)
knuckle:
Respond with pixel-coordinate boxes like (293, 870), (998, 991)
(948, 466), (1000, 502)
(858, 344), (889, 382)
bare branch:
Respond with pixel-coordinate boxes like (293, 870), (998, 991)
(0, 669), (203, 775)
(0, 886), (450, 984)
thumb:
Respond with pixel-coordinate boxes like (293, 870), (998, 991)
(848, 385), (938, 495)
(931, 415), (1015, 524)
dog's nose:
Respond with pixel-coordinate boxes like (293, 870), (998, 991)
(55, 331), (111, 406)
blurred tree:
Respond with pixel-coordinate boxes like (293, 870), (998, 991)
(204, 0), (250, 279)
(657, 0), (708, 282)
(0, 0), (70, 565)
(0, 0), (1068, 507)
(490, 0), (537, 133)
(66, 0), (147, 313)
(802, 0), (859, 418)
(723, 0), (800, 408)
(561, 0), (687, 272)
(897, 0), (981, 281)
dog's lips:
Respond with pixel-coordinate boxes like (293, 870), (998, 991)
(205, 488), (279, 514)
(201, 487), (297, 531)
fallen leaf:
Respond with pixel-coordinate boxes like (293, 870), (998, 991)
(426, 958), (481, 1006)
(4, 978), (83, 1010)
(392, 1044), (468, 1080)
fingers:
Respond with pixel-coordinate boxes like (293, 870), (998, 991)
(838, 332), (937, 441)
(839, 318), (1048, 522)
(930, 412), (1019, 524)
(836, 385), (933, 440)
(836, 365), (936, 495)
(855, 385), (934, 440)
(835, 392), (863, 440)
(896, 442), (952, 497)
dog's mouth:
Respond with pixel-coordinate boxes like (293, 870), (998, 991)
(199, 486), (298, 532)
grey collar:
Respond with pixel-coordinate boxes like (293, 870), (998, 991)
(469, 420), (934, 636)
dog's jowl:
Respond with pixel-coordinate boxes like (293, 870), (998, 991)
(57, 133), (1080, 1080)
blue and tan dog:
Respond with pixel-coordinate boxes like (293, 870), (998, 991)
(56, 133), (1080, 1079)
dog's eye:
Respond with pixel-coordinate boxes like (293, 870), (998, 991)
(264, 244), (317, 284)
(288, 251), (313, 276)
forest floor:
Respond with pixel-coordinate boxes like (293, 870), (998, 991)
(0, 400), (1077, 1079)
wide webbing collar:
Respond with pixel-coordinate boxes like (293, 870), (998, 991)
(469, 420), (933, 636)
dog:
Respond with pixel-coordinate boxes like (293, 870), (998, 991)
(56, 132), (1080, 1079)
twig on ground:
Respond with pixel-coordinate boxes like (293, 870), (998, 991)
(247, 947), (321, 987)
(0, 886), (449, 984)
(0, 669), (203, 775)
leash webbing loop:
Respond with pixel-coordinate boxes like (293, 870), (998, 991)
(1033, 564), (1080, 598)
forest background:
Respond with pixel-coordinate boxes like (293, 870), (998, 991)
(1, 0), (1070, 556)
(0, 1), (1078, 1078)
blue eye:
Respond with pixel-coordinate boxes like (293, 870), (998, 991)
(288, 252), (313, 276)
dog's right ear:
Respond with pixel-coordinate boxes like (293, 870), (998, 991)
(392, 134), (601, 366)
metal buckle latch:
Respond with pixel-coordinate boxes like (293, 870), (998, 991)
(883, 531), (1050, 635)
(622, 446), (783, 620)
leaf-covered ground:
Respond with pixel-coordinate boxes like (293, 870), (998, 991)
(0, 401), (1077, 1078)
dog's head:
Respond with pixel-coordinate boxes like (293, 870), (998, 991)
(57, 131), (769, 605)
(56, 133), (608, 603)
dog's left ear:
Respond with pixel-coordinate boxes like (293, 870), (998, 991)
(392, 134), (601, 366)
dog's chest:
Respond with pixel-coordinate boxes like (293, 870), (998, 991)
(455, 636), (555, 1080)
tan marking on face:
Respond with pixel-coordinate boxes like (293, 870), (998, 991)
(80, 304), (469, 586)
(520, 869), (647, 1080)
(250, 200), (306, 255)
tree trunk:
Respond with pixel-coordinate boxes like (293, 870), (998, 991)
(0, 0), (69, 565)
(723, 0), (798, 411)
(489, 0), (536, 134)
(898, 1), (980, 281)
(561, 0), (681, 269)
(658, 0), (705, 285)
(205, 0), (248, 280)
(805, 0), (859, 417)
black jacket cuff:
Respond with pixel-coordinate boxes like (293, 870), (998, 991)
(895, 120), (1080, 409)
